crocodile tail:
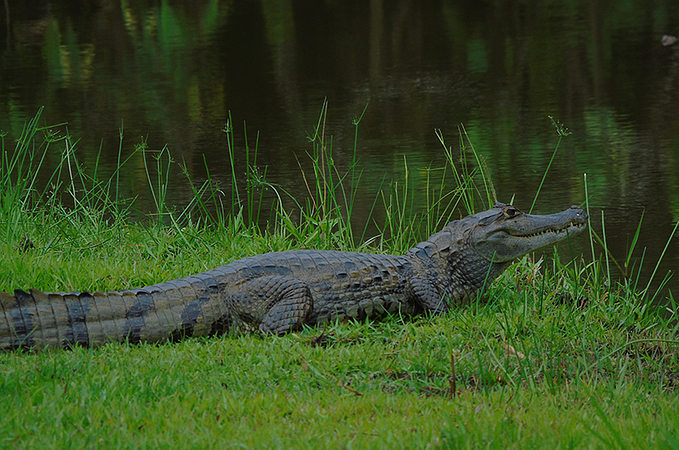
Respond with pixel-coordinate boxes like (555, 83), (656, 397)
(0, 276), (234, 351)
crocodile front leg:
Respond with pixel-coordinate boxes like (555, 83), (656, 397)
(226, 275), (313, 335)
(409, 274), (449, 315)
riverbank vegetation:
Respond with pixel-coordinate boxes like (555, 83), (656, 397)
(1, 108), (678, 448)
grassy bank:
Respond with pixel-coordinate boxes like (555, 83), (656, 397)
(1, 109), (678, 448)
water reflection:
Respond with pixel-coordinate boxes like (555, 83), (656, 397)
(1, 0), (679, 293)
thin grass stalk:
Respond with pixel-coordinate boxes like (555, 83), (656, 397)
(349, 104), (369, 224)
(529, 116), (570, 214)
(310, 99), (329, 220)
(529, 140), (558, 214)
(0, 130), (5, 179)
(9, 109), (53, 212)
(359, 175), (387, 247)
(254, 131), (266, 227)
(205, 156), (227, 230)
(460, 124), (495, 209)
(632, 249), (646, 293)
(330, 151), (359, 247)
(625, 210), (644, 276)
(175, 158), (215, 226)
(321, 102), (328, 219)
(643, 219), (679, 299)
(3, 109), (40, 188)
(583, 173), (597, 280)
(63, 134), (81, 212)
(224, 112), (240, 213)
(243, 122), (265, 229)
(141, 142), (173, 222)
(601, 210), (611, 287)
(648, 271), (674, 308)
(92, 140), (103, 196)
(436, 131), (461, 202)
(116, 121), (123, 219)
(458, 128), (474, 213)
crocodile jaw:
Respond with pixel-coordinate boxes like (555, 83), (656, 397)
(470, 204), (588, 263)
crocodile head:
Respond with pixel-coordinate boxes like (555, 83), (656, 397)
(408, 202), (587, 307)
(468, 203), (588, 262)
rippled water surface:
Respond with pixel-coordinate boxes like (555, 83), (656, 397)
(2, 1), (679, 291)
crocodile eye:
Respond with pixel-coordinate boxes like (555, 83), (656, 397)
(503, 206), (521, 218)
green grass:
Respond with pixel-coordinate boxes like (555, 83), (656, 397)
(1, 108), (678, 449)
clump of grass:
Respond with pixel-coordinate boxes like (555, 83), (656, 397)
(1, 109), (678, 448)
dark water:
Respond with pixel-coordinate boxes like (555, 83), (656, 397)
(2, 0), (679, 294)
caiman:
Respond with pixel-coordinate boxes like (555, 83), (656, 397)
(0, 203), (587, 351)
